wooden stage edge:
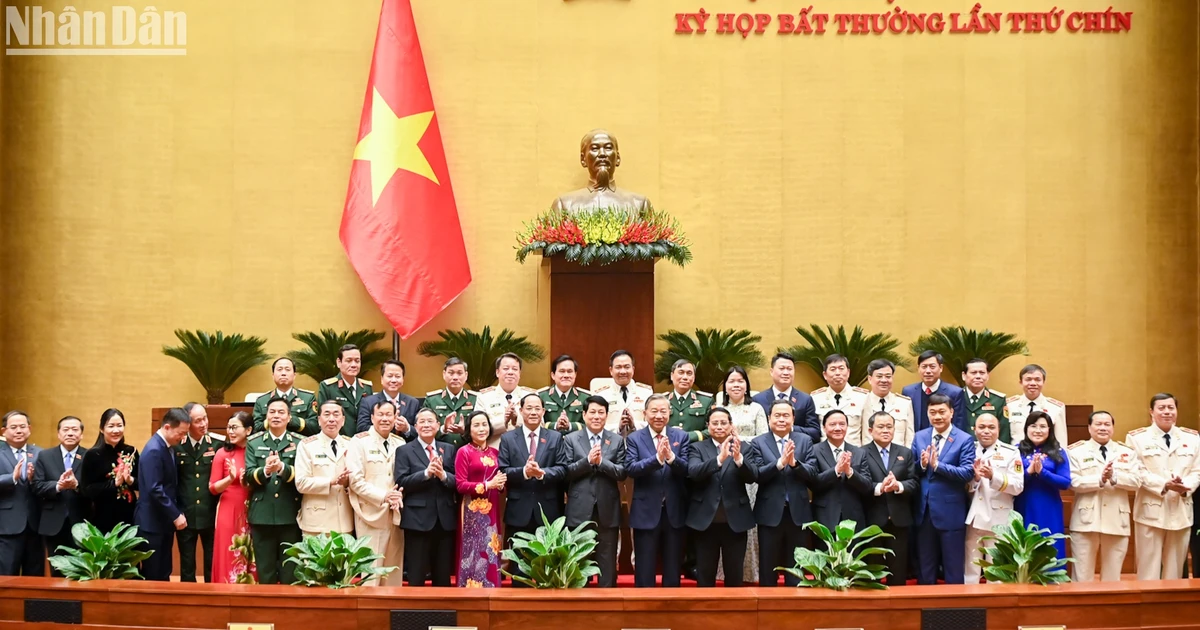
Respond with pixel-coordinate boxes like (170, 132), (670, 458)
(2, 577), (1200, 630)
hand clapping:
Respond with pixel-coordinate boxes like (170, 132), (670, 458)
(881, 471), (899, 493)
(427, 454), (446, 480)
(619, 409), (635, 435)
(524, 454), (544, 479)
(835, 450), (852, 476)
(265, 452), (283, 476)
(444, 412), (463, 435)
(505, 403), (519, 428)
(487, 471), (508, 491)
(385, 485), (403, 511)
(555, 411), (570, 432)
(1028, 453), (1044, 475)
(588, 443), (602, 466)
(1100, 460), (1115, 485)
(656, 436), (673, 462)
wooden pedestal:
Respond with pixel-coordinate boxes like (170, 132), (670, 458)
(548, 258), (656, 386)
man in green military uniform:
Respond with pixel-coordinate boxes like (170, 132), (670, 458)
(243, 397), (304, 584)
(665, 359), (712, 443)
(176, 403), (223, 582)
(539, 354), (590, 434)
(253, 357), (317, 435)
(317, 344), (374, 438)
(962, 358), (1012, 444)
(422, 357), (478, 446)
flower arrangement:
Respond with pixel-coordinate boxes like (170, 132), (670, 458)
(109, 451), (137, 502)
(515, 206), (692, 267)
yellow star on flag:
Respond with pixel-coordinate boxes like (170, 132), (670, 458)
(353, 87), (439, 205)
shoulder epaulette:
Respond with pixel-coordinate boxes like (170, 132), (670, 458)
(426, 389), (443, 397)
(893, 392), (911, 401)
(288, 432), (304, 440)
(995, 442), (1017, 451)
(1067, 440), (1086, 450)
(353, 431), (371, 439)
(323, 376), (339, 385)
(1181, 427), (1198, 436)
(1046, 397), (1064, 407)
(254, 391), (271, 401)
(987, 389), (1005, 398)
(1127, 427), (1148, 436)
(696, 390), (713, 398)
(478, 386), (496, 394)
(852, 386), (869, 394)
(537, 386), (551, 393)
(302, 435), (319, 444)
(1111, 441), (1134, 451)
(247, 432), (264, 442)
(1006, 395), (1021, 403)
(466, 389), (480, 396)
(577, 388), (591, 395)
(209, 433), (226, 441)
(359, 379), (373, 387)
(297, 387), (314, 395)
(636, 382), (652, 389)
(594, 383), (611, 393)
(812, 386), (829, 394)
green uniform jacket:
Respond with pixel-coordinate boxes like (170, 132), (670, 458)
(538, 386), (591, 434)
(966, 388), (1011, 445)
(252, 388), (317, 435)
(242, 430), (303, 526)
(421, 388), (479, 446)
(176, 433), (223, 530)
(668, 390), (713, 443)
(317, 376), (373, 438)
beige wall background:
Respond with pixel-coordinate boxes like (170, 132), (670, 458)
(1, 0), (1197, 448)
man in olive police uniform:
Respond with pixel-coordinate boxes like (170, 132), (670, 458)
(961, 358), (1011, 444)
(317, 344), (374, 438)
(664, 359), (713, 444)
(177, 402), (223, 582)
(539, 354), (591, 435)
(252, 357), (317, 435)
(243, 397), (304, 584)
(421, 357), (478, 447)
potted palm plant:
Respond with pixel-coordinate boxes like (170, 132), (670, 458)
(975, 512), (1071, 584)
(282, 532), (396, 588)
(781, 325), (910, 387)
(417, 326), (546, 391)
(161, 329), (270, 404)
(780, 520), (894, 591)
(499, 508), (600, 588)
(908, 326), (1029, 385)
(652, 328), (765, 392)
(47, 522), (153, 581)
(286, 328), (393, 383)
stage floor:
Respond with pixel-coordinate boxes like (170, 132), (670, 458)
(3, 576), (1200, 630)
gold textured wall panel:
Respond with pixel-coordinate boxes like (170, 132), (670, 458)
(0, 0), (1196, 448)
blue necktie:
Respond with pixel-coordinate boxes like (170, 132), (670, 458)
(64, 450), (73, 469)
(779, 438), (790, 503)
(880, 447), (889, 469)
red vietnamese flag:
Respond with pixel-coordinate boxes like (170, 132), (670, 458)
(340, 0), (470, 339)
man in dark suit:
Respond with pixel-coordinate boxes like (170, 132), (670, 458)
(564, 396), (627, 587)
(902, 350), (969, 433)
(750, 399), (818, 586)
(395, 407), (459, 586)
(0, 411), (44, 576)
(751, 352), (820, 443)
(812, 409), (872, 532)
(32, 415), (88, 576)
(911, 393), (976, 585)
(686, 408), (757, 586)
(855, 410), (919, 586)
(135, 408), (192, 581)
(499, 392), (571, 585)
(626, 393), (689, 587)
(358, 360), (420, 441)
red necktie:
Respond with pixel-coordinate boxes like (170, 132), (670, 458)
(528, 431), (537, 457)
(925, 387), (932, 395)
(427, 444), (436, 460)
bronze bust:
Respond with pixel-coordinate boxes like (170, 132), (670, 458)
(552, 129), (651, 217)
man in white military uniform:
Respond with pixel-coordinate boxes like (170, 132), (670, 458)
(810, 354), (868, 443)
(858, 359), (914, 448)
(1067, 410), (1141, 582)
(475, 352), (536, 448)
(964, 413), (1024, 583)
(347, 399), (405, 585)
(294, 400), (355, 537)
(1004, 364), (1067, 447)
(1126, 393), (1200, 580)
(589, 349), (653, 436)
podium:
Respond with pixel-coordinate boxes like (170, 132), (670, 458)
(546, 257), (656, 388)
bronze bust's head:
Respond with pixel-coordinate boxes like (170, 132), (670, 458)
(580, 129), (620, 187)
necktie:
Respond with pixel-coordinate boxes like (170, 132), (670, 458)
(330, 439), (338, 457)
(528, 431), (537, 457)
(427, 444), (436, 461)
(1028, 401), (1036, 415)
(833, 446), (843, 460)
(15, 449), (25, 480)
(1099, 444), (1107, 460)
(382, 439), (391, 454)
(561, 393), (568, 406)
(970, 394), (979, 405)
(777, 392), (787, 400)
(934, 433), (944, 456)
(879, 398), (887, 412)
(925, 387), (933, 396)
(591, 435), (601, 450)
(64, 450), (73, 469)
(505, 393), (513, 405)
(881, 447), (889, 468)
(779, 438), (788, 454)
(834, 393), (842, 407)
(621, 386), (629, 402)
(1164, 433), (1172, 449)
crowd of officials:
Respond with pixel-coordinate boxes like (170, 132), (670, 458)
(1, 344), (1198, 588)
